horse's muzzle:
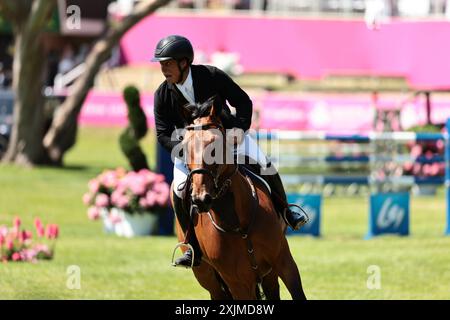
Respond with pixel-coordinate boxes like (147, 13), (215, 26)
(192, 193), (213, 212)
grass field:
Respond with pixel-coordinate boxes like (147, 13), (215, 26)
(1, 127), (449, 300)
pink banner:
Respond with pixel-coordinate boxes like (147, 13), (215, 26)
(121, 14), (450, 90)
(79, 91), (155, 127)
(79, 91), (450, 133)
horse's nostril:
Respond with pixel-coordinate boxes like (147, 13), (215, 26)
(203, 193), (212, 206)
(193, 196), (202, 206)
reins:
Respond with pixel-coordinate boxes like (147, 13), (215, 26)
(178, 120), (267, 299)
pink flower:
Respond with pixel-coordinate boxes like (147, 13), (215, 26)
(45, 225), (52, 240)
(6, 239), (13, 251)
(87, 207), (101, 220)
(115, 195), (129, 209)
(126, 174), (147, 196)
(156, 182), (170, 196)
(13, 217), (21, 230)
(155, 193), (169, 207)
(146, 192), (156, 207)
(139, 169), (156, 184)
(153, 182), (169, 206)
(34, 218), (45, 237)
(12, 252), (21, 262)
(403, 161), (413, 172)
(100, 171), (119, 189)
(411, 145), (423, 158)
(111, 189), (124, 204)
(430, 163), (440, 176)
(18, 231), (25, 243)
(139, 198), (148, 208)
(21, 249), (38, 263)
(37, 226), (45, 238)
(88, 179), (100, 193)
(44, 224), (59, 240)
(0, 234), (4, 247)
(0, 225), (8, 237)
(23, 230), (33, 241)
(82, 193), (92, 205)
(436, 140), (444, 152)
(34, 218), (42, 231)
(49, 225), (59, 239)
(155, 174), (165, 183)
(95, 194), (109, 208)
(115, 167), (127, 178)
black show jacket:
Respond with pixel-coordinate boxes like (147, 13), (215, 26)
(153, 64), (253, 153)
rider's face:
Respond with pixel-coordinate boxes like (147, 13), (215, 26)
(160, 59), (185, 84)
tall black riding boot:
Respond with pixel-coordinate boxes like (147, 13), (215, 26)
(262, 171), (309, 230)
(172, 192), (202, 268)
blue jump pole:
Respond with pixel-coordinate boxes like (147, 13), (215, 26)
(446, 119), (450, 236)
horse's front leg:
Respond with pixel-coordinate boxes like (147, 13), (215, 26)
(274, 238), (307, 300)
(223, 280), (258, 300)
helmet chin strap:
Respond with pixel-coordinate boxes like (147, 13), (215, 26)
(176, 60), (189, 84)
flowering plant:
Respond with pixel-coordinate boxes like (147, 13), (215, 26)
(83, 168), (170, 221)
(0, 217), (59, 263)
(403, 124), (445, 178)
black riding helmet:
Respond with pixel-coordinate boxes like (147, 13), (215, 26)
(152, 35), (194, 83)
(151, 35), (194, 64)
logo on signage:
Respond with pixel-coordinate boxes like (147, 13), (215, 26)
(376, 198), (405, 229)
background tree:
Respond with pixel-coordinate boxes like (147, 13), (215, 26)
(0, 0), (172, 166)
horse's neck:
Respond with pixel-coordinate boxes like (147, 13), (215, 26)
(210, 165), (254, 230)
(229, 169), (254, 228)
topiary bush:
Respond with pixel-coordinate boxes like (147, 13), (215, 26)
(119, 86), (149, 171)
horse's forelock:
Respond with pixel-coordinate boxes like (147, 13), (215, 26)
(186, 96), (216, 121)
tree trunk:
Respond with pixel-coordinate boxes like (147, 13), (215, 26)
(43, 0), (172, 164)
(1, 0), (57, 166)
(2, 28), (50, 165)
(1, 0), (171, 166)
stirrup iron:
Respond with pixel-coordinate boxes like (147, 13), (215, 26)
(283, 203), (310, 227)
(171, 242), (195, 269)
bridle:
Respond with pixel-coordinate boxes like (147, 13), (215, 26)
(178, 122), (238, 200)
(176, 121), (265, 294)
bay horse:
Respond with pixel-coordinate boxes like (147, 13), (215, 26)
(170, 97), (306, 300)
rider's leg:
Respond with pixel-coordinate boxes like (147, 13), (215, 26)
(236, 134), (309, 230)
(172, 158), (202, 268)
(262, 168), (309, 230)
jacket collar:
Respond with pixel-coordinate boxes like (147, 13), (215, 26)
(168, 65), (203, 103)
(190, 65), (201, 102)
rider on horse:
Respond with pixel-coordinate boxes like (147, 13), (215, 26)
(152, 35), (309, 268)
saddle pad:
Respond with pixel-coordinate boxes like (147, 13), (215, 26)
(240, 166), (272, 194)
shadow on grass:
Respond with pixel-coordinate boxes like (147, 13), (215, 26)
(37, 164), (93, 172)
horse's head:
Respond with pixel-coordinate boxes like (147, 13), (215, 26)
(181, 96), (235, 212)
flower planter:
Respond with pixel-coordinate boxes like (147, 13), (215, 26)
(108, 208), (159, 238)
(100, 208), (115, 234)
(84, 168), (170, 237)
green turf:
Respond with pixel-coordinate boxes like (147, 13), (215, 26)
(1, 126), (449, 300)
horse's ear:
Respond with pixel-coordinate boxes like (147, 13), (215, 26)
(209, 104), (218, 118)
(180, 103), (195, 124)
(206, 95), (219, 117)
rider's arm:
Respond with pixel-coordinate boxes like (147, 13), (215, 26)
(212, 67), (252, 132)
(154, 88), (180, 153)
